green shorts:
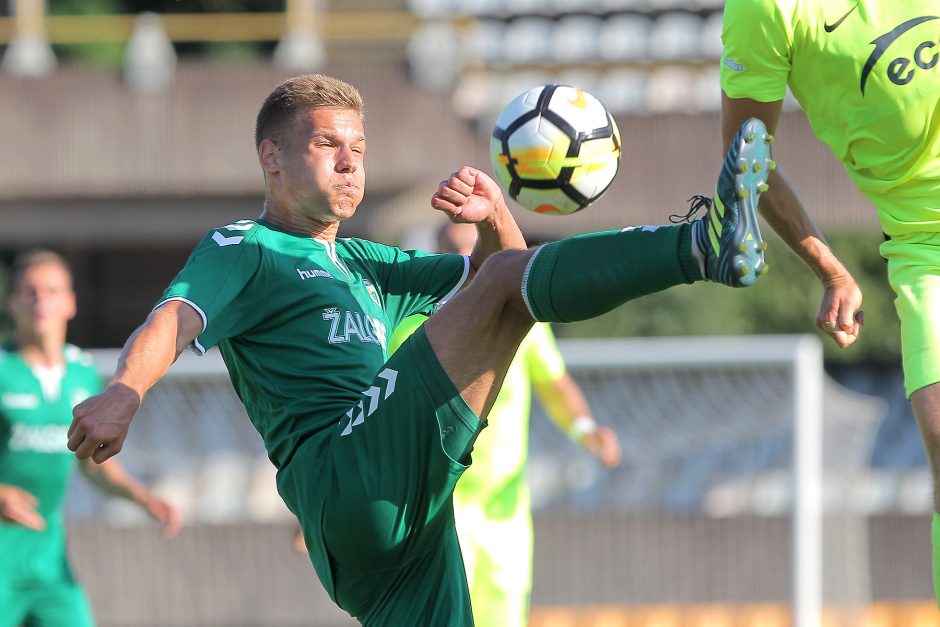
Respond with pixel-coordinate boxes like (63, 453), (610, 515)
(0, 581), (94, 627)
(277, 326), (485, 625)
(881, 232), (940, 397)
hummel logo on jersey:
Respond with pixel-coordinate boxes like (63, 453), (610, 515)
(297, 268), (332, 280)
(824, 4), (858, 32)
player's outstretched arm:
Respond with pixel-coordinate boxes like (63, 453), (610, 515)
(535, 373), (622, 469)
(431, 165), (526, 279)
(78, 458), (182, 537)
(68, 301), (203, 463)
(722, 94), (863, 348)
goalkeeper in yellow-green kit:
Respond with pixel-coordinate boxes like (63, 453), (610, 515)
(717, 0), (940, 604)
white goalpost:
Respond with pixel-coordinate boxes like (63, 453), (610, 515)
(557, 335), (825, 627)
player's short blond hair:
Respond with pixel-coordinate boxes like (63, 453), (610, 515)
(11, 249), (72, 290)
(254, 74), (365, 150)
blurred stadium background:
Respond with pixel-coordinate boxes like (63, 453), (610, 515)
(0, 0), (934, 625)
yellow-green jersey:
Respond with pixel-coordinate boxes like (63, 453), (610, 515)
(159, 219), (469, 469)
(720, 0), (940, 237)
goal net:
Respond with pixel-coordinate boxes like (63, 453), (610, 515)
(68, 335), (882, 627)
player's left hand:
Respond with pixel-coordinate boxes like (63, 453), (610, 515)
(430, 166), (506, 224)
(583, 426), (622, 469)
(815, 273), (864, 349)
(144, 496), (183, 539)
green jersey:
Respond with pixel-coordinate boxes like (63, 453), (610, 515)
(159, 219), (469, 468)
(0, 345), (101, 583)
(720, 0), (940, 237)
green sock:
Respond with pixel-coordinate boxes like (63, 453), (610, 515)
(933, 512), (940, 608)
(522, 224), (701, 323)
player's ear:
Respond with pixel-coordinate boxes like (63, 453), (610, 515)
(258, 139), (280, 173)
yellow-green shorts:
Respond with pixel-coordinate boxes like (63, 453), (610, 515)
(880, 232), (940, 397)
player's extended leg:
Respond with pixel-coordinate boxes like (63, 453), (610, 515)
(427, 117), (774, 420)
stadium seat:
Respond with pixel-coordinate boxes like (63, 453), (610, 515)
(598, 14), (653, 62)
(596, 68), (648, 115)
(648, 12), (705, 61)
(693, 66), (722, 112)
(407, 0), (454, 18)
(646, 65), (701, 113)
(456, 0), (504, 17)
(552, 15), (604, 64)
(406, 21), (462, 90)
(699, 11), (724, 59)
(501, 16), (556, 65)
(462, 18), (506, 68)
(505, 0), (546, 17)
(554, 68), (601, 98)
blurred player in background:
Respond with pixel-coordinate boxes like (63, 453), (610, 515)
(66, 73), (773, 624)
(0, 250), (181, 627)
(390, 222), (622, 627)
(717, 0), (940, 603)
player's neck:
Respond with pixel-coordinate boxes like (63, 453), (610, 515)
(259, 206), (340, 242)
(16, 333), (66, 368)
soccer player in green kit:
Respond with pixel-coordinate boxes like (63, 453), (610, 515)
(66, 73), (774, 624)
(0, 250), (181, 627)
(718, 0), (940, 605)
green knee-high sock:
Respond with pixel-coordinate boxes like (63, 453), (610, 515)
(933, 512), (940, 608)
(523, 223), (701, 323)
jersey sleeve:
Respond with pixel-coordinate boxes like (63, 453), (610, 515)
(376, 246), (470, 328)
(524, 323), (567, 385)
(720, 0), (794, 102)
(156, 222), (264, 354)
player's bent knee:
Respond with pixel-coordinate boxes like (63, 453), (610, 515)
(470, 249), (532, 312)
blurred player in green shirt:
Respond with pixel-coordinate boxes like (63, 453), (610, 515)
(718, 0), (940, 603)
(0, 250), (181, 627)
(66, 73), (774, 624)
(388, 223), (621, 627)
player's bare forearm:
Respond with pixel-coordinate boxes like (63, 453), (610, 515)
(68, 301), (203, 462)
(110, 302), (200, 397)
(470, 195), (526, 272)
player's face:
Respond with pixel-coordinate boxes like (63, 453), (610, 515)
(277, 107), (366, 224)
(9, 262), (76, 338)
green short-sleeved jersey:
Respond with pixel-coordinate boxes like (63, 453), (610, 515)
(0, 345), (101, 584)
(720, 0), (940, 236)
(158, 219), (469, 468)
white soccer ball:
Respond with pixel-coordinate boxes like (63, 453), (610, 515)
(490, 84), (621, 215)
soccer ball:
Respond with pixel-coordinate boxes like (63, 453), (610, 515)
(490, 84), (621, 215)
